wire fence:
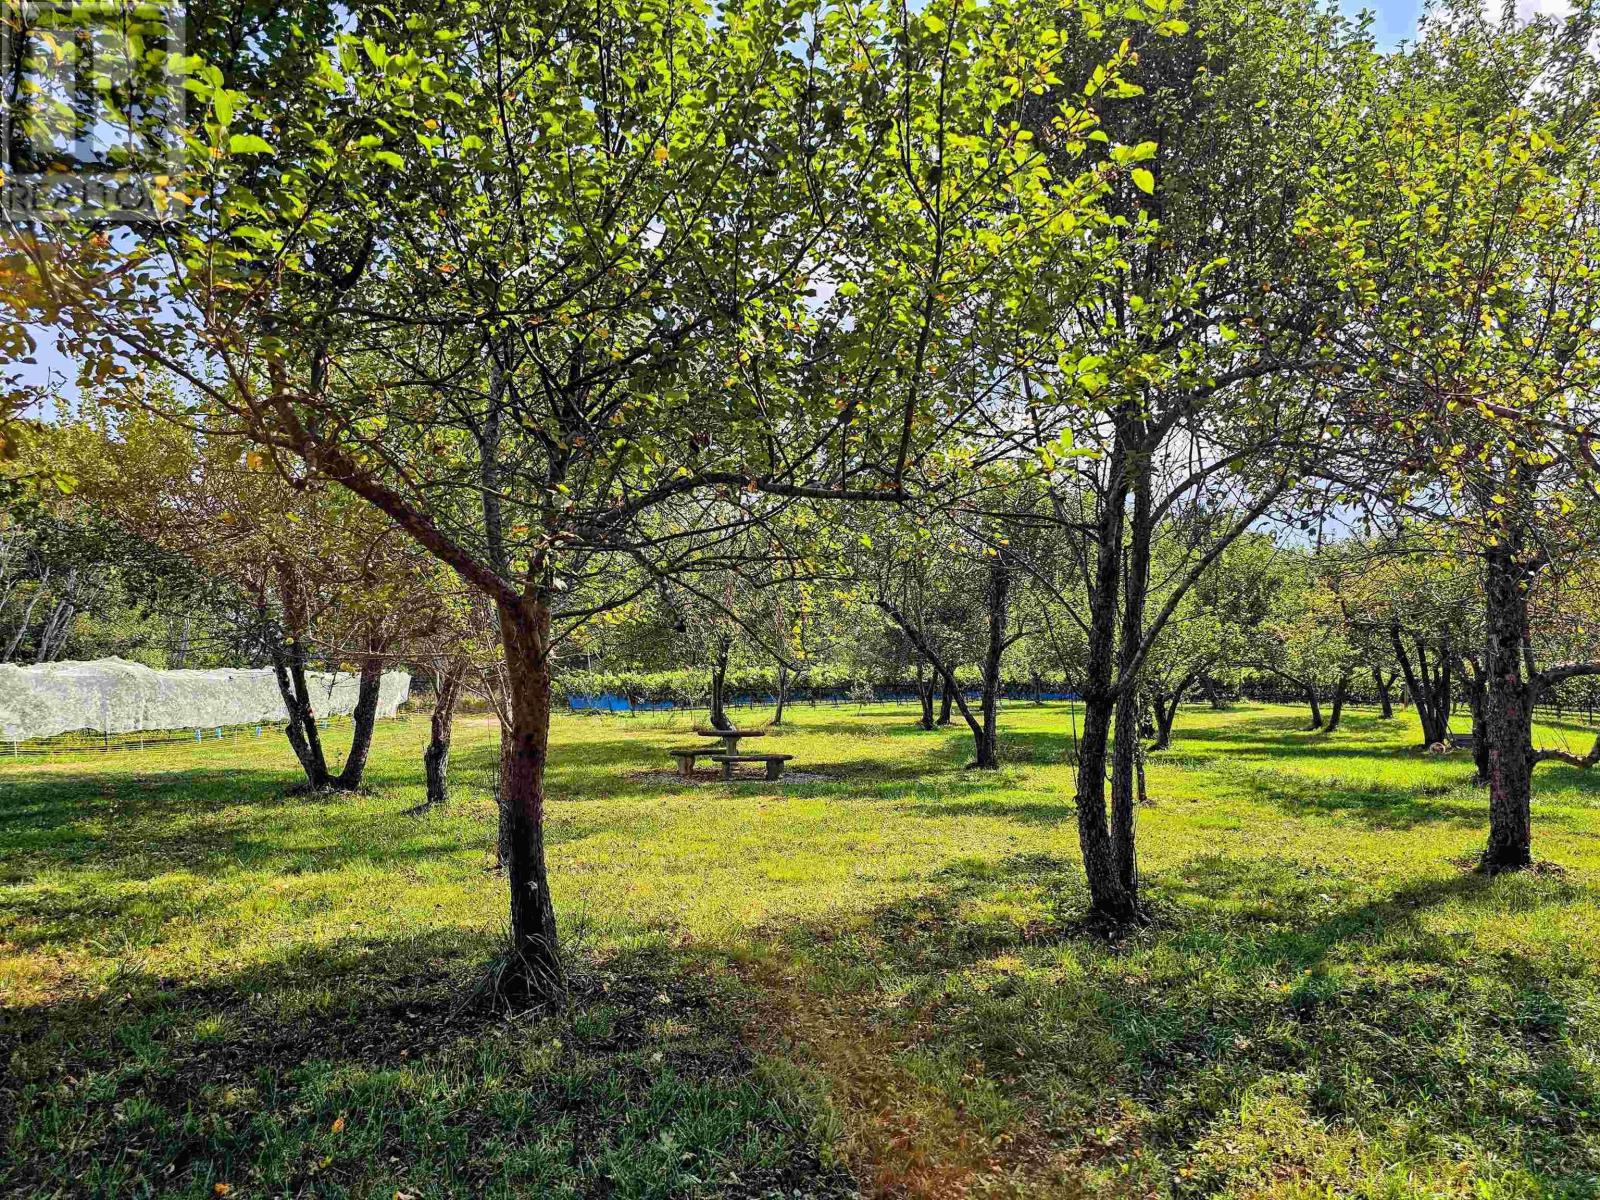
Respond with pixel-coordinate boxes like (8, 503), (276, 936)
(12, 681), (1595, 762)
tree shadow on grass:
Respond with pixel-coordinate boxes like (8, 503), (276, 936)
(898, 795), (1076, 825)
(761, 850), (1600, 1194)
(0, 928), (854, 1200)
(1211, 763), (1487, 830)
(541, 730), (976, 796)
(0, 768), (495, 880)
(990, 727), (1082, 766)
(1212, 758), (1600, 834)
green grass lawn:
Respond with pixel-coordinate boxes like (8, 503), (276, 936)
(3, 702), (1599, 1198)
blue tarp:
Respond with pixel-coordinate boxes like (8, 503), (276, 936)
(566, 690), (1081, 711)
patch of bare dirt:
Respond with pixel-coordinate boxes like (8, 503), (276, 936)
(627, 769), (836, 786)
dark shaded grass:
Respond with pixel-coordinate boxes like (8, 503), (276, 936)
(1, 932), (852, 1199)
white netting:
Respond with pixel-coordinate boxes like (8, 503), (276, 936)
(0, 657), (411, 741)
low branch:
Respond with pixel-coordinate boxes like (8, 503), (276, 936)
(1534, 731), (1600, 769)
(1538, 662), (1600, 689)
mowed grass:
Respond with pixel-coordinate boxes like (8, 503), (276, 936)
(2, 702), (1599, 1198)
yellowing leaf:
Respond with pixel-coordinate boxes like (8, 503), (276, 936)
(1131, 168), (1155, 195)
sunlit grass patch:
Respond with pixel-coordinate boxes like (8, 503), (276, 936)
(3, 701), (1599, 1195)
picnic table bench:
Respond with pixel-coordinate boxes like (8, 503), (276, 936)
(669, 727), (791, 780)
(667, 746), (721, 777)
(711, 753), (794, 781)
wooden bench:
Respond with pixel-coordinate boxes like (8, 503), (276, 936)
(711, 753), (794, 781)
(667, 747), (721, 777)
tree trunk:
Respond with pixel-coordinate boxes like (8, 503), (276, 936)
(1373, 667), (1394, 719)
(916, 665), (935, 731)
(335, 649), (385, 790)
(421, 662), (465, 808)
(1136, 714), (1149, 808)
(1324, 671), (1351, 734)
(3, 567), (48, 662)
(1306, 684), (1323, 730)
(1153, 694), (1178, 750)
(268, 630), (332, 788)
(1107, 450), (1152, 902)
(708, 637), (732, 731)
(268, 567), (333, 789)
(975, 553), (1012, 769)
(1151, 670), (1196, 751)
(1481, 544), (1535, 872)
(1472, 699), (1490, 783)
(1455, 656), (1489, 783)
(497, 597), (563, 1000)
(937, 675), (953, 725)
(171, 614), (192, 670)
(876, 600), (988, 764)
(1392, 623), (1452, 745)
(1074, 431), (1140, 923)
(35, 571), (79, 663)
(773, 664), (789, 726)
(1201, 675), (1226, 710)
(496, 721), (513, 868)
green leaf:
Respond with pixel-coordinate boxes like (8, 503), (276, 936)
(1131, 168), (1155, 195)
(227, 133), (275, 155)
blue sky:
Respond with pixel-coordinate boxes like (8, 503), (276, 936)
(1345, 0), (1425, 46)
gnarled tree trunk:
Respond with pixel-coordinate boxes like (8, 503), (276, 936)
(1075, 434), (1140, 923)
(1107, 453), (1152, 899)
(915, 664), (935, 731)
(1323, 671), (1352, 734)
(335, 647), (386, 790)
(1392, 622), (1453, 746)
(497, 597), (563, 999)
(1481, 544), (1535, 872)
(1372, 667), (1395, 719)
(708, 635), (733, 731)
(422, 661), (466, 808)
(264, 566), (337, 790)
(268, 633), (329, 788)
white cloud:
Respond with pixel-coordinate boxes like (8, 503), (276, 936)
(1489, 0), (1572, 18)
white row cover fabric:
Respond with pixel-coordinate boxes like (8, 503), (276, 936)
(0, 657), (411, 741)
